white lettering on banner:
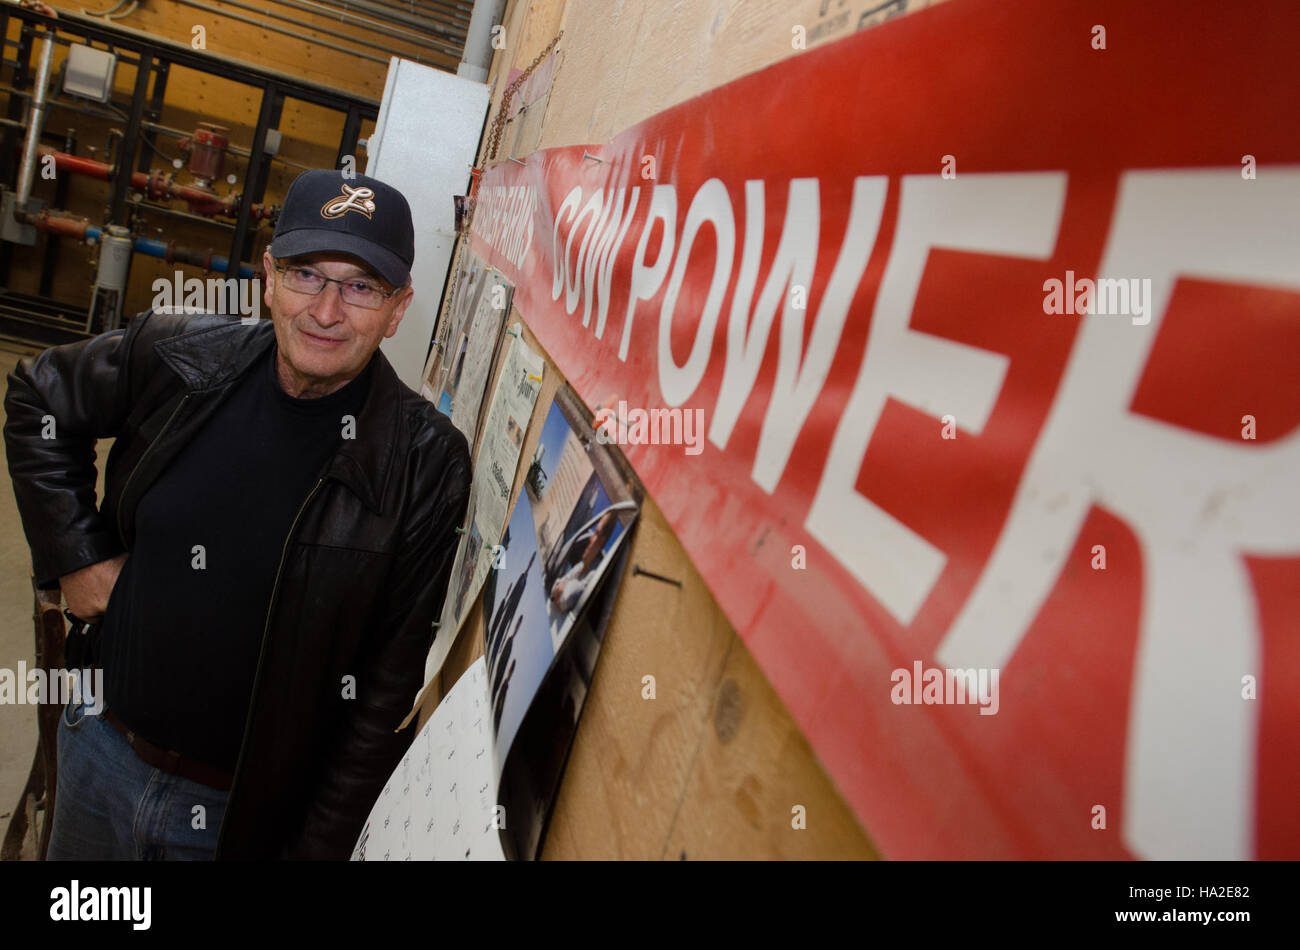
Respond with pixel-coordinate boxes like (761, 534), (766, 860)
(544, 185), (643, 335)
(507, 186), (525, 262)
(588, 188), (640, 338)
(497, 186), (514, 259)
(658, 178), (737, 406)
(621, 184), (678, 361)
(517, 163), (1297, 859)
(805, 172), (1068, 626)
(936, 168), (1300, 860)
(575, 189), (614, 323)
(472, 184), (535, 270)
(733, 176), (894, 499)
(710, 178), (821, 450)
(551, 185), (583, 303)
(565, 190), (604, 315)
(517, 188), (535, 269)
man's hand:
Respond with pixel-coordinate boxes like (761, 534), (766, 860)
(59, 553), (128, 621)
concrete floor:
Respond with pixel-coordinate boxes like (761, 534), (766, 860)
(0, 343), (42, 844)
(0, 341), (113, 855)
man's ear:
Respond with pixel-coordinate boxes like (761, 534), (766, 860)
(383, 285), (415, 339)
(262, 250), (276, 311)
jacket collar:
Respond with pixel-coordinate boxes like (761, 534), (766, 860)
(153, 318), (402, 515)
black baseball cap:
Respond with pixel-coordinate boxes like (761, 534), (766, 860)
(270, 169), (414, 288)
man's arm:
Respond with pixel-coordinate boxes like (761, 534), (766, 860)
(283, 412), (471, 859)
(2, 314), (152, 590)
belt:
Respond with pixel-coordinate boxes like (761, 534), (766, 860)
(103, 708), (234, 791)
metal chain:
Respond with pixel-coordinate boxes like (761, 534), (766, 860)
(484, 29), (563, 162)
(436, 31), (562, 360)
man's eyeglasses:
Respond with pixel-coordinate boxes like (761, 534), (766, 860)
(273, 262), (404, 310)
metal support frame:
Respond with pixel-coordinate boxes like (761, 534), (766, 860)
(138, 59), (169, 174)
(0, 14), (34, 287)
(0, 5), (382, 341)
(336, 104), (363, 172)
(229, 83), (283, 278)
(37, 127), (75, 297)
(107, 51), (151, 225)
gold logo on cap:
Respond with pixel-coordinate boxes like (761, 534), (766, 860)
(321, 184), (376, 219)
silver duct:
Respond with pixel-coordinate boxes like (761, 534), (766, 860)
(15, 29), (56, 212)
(457, 0), (506, 83)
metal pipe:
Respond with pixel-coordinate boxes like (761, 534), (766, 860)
(137, 200), (238, 231)
(3, 91), (316, 170)
(39, 145), (277, 220)
(19, 209), (257, 278)
(131, 235), (257, 277)
(168, 0), (390, 65)
(257, 0), (464, 56)
(209, 0), (459, 63)
(457, 0), (504, 83)
(15, 29), (55, 210)
(310, 0), (468, 39)
(344, 0), (471, 26)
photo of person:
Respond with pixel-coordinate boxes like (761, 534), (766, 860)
(481, 493), (553, 773)
(528, 399), (637, 651)
(480, 392), (640, 775)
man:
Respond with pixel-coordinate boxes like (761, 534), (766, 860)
(490, 615), (523, 697)
(492, 658), (516, 734)
(3, 169), (471, 859)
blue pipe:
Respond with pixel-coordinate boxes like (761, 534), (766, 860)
(85, 225), (256, 279)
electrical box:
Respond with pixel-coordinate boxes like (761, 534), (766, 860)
(63, 44), (117, 103)
(0, 192), (42, 245)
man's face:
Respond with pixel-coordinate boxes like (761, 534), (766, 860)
(262, 248), (414, 396)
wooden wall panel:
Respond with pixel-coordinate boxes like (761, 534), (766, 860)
(539, 0), (950, 150)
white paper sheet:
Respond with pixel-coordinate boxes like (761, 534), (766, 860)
(351, 657), (503, 861)
(420, 329), (544, 690)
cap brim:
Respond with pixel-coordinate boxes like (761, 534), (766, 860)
(271, 228), (409, 288)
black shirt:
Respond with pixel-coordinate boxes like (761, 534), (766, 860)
(100, 343), (373, 772)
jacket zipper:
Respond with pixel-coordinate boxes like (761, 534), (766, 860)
(215, 472), (328, 858)
(116, 393), (190, 542)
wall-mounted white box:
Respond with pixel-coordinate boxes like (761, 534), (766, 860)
(63, 44), (116, 103)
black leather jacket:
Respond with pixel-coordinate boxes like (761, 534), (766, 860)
(3, 310), (471, 859)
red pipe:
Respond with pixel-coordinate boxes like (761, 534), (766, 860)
(37, 146), (274, 221)
(25, 208), (91, 239)
(45, 149), (112, 181)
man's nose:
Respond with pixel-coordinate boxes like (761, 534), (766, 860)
(308, 280), (348, 325)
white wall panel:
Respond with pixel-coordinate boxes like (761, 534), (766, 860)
(369, 58), (490, 389)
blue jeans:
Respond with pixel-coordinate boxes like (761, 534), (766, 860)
(45, 691), (229, 860)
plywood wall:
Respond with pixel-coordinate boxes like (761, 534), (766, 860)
(429, 0), (955, 860)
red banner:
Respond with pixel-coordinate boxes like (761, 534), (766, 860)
(468, 0), (1300, 858)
